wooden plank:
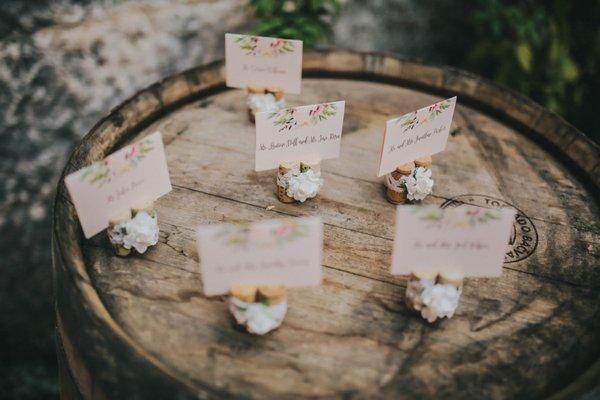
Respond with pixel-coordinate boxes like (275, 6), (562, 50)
(85, 226), (600, 399)
(141, 80), (599, 286)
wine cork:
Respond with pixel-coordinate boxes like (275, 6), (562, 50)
(277, 187), (295, 203)
(386, 161), (414, 205)
(108, 209), (132, 257)
(438, 271), (464, 289)
(406, 271), (438, 312)
(257, 285), (286, 305)
(411, 270), (438, 282)
(277, 162), (299, 203)
(247, 86), (266, 94)
(414, 156), (433, 168)
(230, 285), (258, 303)
(386, 187), (407, 205)
(131, 198), (155, 216)
(108, 209), (132, 226)
(265, 86), (284, 101)
(278, 161), (300, 175)
(113, 245), (131, 257)
(391, 161), (415, 180)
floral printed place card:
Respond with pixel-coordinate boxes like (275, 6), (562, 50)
(255, 101), (345, 171)
(226, 33), (303, 94)
(197, 217), (323, 296)
(64, 131), (172, 238)
(391, 205), (515, 277)
(378, 97), (457, 176)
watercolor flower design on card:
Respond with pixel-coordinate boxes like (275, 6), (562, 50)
(412, 206), (500, 228)
(124, 138), (154, 167)
(396, 98), (453, 132)
(80, 160), (110, 187)
(79, 137), (154, 187)
(269, 103), (337, 133)
(269, 109), (298, 132)
(213, 224), (252, 247)
(270, 221), (308, 245)
(213, 221), (308, 249)
(235, 35), (295, 57)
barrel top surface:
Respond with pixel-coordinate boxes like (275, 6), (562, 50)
(54, 52), (600, 399)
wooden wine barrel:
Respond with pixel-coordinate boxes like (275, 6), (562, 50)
(53, 50), (600, 399)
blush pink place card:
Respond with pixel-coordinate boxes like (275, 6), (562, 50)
(391, 205), (515, 277)
(378, 97), (457, 176)
(197, 217), (323, 296)
(64, 131), (172, 238)
(255, 101), (345, 171)
(225, 33), (303, 94)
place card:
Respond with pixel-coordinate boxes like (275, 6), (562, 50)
(378, 97), (457, 176)
(197, 217), (323, 296)
(225, 33), (303, 94)
(64, 131), (172, 238)
(255, 101), (345, 171)
(391, 205), (515, 277)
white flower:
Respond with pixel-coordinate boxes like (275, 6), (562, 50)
(122, 211), (159, 253)
(107, 222), (127, 245)
(406, 279), (461, 323)
(401, 167), (433, 201)
(284, 169), (323, 202)
(229, 297), (288, 335)
(421, 283), (461, 322)
(405, 278), (434, 311)
(247, 93), (286, 114)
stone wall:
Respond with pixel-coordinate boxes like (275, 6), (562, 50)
(0, 1), (249, 396)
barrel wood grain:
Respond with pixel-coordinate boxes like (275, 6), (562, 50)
(53, 51), (600, 399)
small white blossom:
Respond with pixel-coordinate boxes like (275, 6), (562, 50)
(247, 93), (286, 114)
(406, 279), (461, 323)
(283, 169), (323, 202)
(401, 167), (434, 201)
(121, 211), (159, 253)
(107, 222), (127, 245)
(420, 283), (461, 322)
(229, 297), (288, 335)
(405, 278), (433, 311)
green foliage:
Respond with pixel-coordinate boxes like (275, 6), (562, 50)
(1, 364), (57, 400)
(248, 0), (599, 139)
(249, 0), (340, 49)
(466, 0), (599, 134)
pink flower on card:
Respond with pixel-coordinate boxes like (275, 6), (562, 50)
(274, 224), (291, 237)
(126, 145), (138, 160)
(269, 102), (336, 132)
(309, 105), (323, 117)
(270, 40), (284, 49)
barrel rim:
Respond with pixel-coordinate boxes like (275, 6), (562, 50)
(53, 49), (600, 398)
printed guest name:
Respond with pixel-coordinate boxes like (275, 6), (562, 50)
(106, 178), (145, 203)
(214, 257), (310, 274)
(243, 64), (286, 75)
(259, 133), (341, 151)
(388, 125), (447, 153)
(413, 239), (489, 251)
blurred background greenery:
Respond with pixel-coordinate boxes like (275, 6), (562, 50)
(445, 0), (599, 142)
(250, 0), (600, 142)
